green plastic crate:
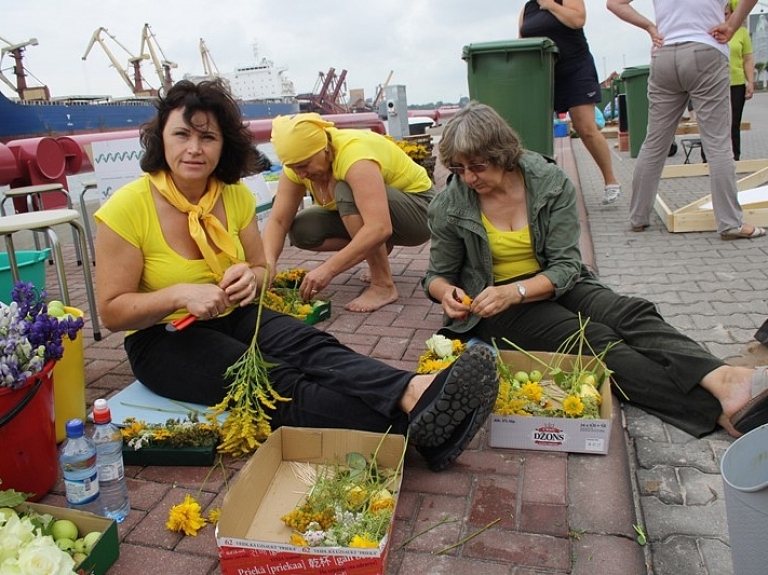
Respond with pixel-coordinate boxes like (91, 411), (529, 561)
(0, 249), (51, 302)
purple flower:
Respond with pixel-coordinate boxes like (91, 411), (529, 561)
(0, 282), (84, 389)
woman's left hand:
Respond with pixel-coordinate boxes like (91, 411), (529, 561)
(220, 263), (260, 306)
(470, 285), (517, 318)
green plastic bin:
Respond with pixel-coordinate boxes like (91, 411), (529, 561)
(620, 65), (651, 158)
(0, 249), (50, 303)
(462, 38), (558, 157)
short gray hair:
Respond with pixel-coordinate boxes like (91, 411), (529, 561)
(438, 101), (523, 171)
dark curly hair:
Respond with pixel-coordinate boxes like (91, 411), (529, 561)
(139, 78), (262, 183)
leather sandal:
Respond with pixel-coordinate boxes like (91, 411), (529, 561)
(720, 224), (767, 241)
(730, 367), (768, 434)
(408, 343), (499, 448)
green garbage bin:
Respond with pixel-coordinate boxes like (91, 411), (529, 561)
(620, 65), (651, 158)
(462, 39), (558, 157)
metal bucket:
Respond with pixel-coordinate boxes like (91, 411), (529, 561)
(721, 423), (768, 575)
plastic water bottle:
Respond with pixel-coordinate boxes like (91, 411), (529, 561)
(59, 418), (102, 515)
(90, 399), (130, 522)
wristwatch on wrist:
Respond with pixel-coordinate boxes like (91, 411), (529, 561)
(515, 282), (527, 303)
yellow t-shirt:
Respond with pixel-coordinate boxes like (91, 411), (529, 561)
(283, 127), (432, 209)
(93, 173), (255, 323)
(481, 212), (541, 283)
(729, 27), (753, 86)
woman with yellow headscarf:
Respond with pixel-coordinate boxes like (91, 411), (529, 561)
(264, 113), (436, 312)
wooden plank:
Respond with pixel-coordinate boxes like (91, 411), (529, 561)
(737, 166), (768, 191)
(661, 159), (768, 180)
(603, 121), (751, 140)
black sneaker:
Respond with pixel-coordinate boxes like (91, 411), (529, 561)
(408, 343), (499, 448)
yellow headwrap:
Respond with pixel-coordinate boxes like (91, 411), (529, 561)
(270, 113), (335, 165)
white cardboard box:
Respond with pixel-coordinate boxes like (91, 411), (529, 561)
(489, 351), (613, 454)
(216, 427), (405, 575)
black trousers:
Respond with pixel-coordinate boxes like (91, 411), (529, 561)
(125, 307), (412, 434)
(730, 83), (747, 161)
(453, 283), (725, 438)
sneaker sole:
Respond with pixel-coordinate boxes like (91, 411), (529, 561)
(408, 345), (499, 448)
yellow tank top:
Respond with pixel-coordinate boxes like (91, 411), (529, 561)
(481, 212), (541, 283)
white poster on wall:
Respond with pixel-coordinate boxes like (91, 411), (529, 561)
(90, 137), (274, 215)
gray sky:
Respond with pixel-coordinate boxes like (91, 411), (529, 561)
(2, 1), (765, 105)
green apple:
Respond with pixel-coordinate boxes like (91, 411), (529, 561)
(73, 537), (87, 554)
(513, 371), (530, 384)
(83, 531), (101, 551)
(0, 508), (16, 523)
(51, 519), (79, 542)
(529, 370), (543, 383)
(55, 538), (75, 552)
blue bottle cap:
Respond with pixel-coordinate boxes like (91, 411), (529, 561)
(65, 418), (84, 438)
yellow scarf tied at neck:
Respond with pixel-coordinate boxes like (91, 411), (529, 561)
(149, 171), (240, 279)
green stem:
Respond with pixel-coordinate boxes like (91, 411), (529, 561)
(435, 518), (501, 555)
(396, 517), (461, 550)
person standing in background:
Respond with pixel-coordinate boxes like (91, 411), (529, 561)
(726, 0), (754, 161)
(606, 0), (765, 240)
(519, 0), (622, 205)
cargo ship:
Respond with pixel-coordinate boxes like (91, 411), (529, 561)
(0, 33), (299, 142)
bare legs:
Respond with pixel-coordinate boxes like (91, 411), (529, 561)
(569, 104), (620, 203)
(311, 213), (399, 313)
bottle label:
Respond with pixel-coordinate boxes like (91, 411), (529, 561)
(64, 471), (100, 505)
(98, 459), (125, 482)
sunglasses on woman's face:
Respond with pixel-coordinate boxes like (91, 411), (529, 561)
(447, 162), (490, 176)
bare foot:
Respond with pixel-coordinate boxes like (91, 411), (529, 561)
(345, 285), (398, 312)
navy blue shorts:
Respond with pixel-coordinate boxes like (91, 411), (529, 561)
(554, 54), (601, 113)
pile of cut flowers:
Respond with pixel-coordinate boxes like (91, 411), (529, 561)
(281, 441), (402, 549)
(264, 268), (318, 321)
(415, 318), (618, 420)
(0, 282), (84, 390)
(120, 415), (220, 451)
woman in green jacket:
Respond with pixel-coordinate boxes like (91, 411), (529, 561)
(423, 101), (768, 439)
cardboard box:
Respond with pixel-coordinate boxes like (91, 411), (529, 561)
(18, 502), (119, 575)
(216, 427), (405, 575)
(489, 351), (613, 454)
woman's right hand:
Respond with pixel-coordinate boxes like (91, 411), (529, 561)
(181, 283), (230, 320)
(442, 287), (471, 320)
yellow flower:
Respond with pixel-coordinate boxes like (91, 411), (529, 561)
(369, 489), (395, 514)
(290, 533), (308, 546)
(349, 534), (380, 548)
(166, 494), (207, 536)
(346, 485), (367, 508)
(563, 395), (585, 417)
(520, 382), (543, 403)
(207, 508), (221, 524)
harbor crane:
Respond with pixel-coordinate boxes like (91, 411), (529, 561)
(139, 23), (176, 93)
(0, 36), (49, 100)
(82, 27), (155, 97)
(199, 38), (219, 77)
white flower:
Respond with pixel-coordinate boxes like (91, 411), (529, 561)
(0, 515), (76, 575)
(14, 536), (75, 575)
(425, 334), (455, 359)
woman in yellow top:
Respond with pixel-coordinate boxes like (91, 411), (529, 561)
(94, 79), (500, 473)
(264, 113), (436, 312)
(726, 0), (754, 161)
